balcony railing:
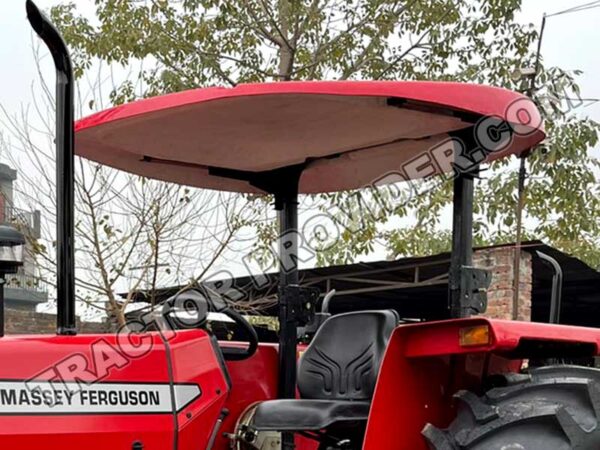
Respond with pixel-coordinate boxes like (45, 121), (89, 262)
(0, 197), (41, 238)
(4, 273), (47, 293)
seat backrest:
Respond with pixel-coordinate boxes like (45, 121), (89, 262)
(298, 310), (398, 401)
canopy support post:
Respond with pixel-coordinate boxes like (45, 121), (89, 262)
(449, 171), (474, 318)
(448, 167), (492, 319)
(276, 188), (299, 401)
(274, 172), (300, 450)
(211, 163), (319, 449)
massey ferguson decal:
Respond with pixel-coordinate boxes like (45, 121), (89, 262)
(0, 381), (201, 414)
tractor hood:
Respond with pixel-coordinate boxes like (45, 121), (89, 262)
(75, 81), (545, 194)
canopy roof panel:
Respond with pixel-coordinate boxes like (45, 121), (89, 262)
(75, 81), (545, 194)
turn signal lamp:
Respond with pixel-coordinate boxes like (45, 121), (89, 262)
(459, 324), (490, 347)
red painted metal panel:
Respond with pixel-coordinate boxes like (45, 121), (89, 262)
(401, 318), (600, 358)
(3, 319), (598, 449)
(0, 330), (229, 450)
(363, 318), (600, 449)
(75, 81), (542, 135)
(169, 330), (229, 450)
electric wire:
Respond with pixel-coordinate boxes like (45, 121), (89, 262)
(546, 1), (600, 18)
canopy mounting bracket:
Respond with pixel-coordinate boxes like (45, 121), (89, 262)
(279, 285), (320, 326)
(459, 266), (492, 315)
(209, 163), (306, 209)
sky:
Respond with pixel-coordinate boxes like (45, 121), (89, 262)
(520, 1), (600, 123)
(0, 0), (599, 311)
(1, 1), (598, 119)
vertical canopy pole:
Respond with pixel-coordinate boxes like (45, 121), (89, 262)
(26, 1), (77, 335)
(276, 186), (299, 450)
(277, 192), (299, 398)
(449, 172), (474, 318)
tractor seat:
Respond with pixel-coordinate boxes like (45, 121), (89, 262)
(252, 310), (399, 439)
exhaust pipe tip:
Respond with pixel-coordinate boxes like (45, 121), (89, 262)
(25, 0), (45, 36)
(26, 0), (72, 74)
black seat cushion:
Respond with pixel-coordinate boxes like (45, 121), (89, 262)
(298, 310), (398, 401)
(252, 310), (398, 433)
(252, 399), (371, 431)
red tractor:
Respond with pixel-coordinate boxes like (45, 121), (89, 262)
(1, 2), (599, 449)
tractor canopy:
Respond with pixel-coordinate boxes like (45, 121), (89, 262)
(74, 81), (545, 193)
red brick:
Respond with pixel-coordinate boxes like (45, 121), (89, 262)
(475, 247), (532, 322)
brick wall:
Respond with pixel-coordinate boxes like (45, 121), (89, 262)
(474, 247), (532, 321)
(5, 308), (114, 334)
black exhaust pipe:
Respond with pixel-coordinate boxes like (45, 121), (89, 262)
(26, 1), (76, 335)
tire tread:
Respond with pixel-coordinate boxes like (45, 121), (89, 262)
(423, 365), (600, 450)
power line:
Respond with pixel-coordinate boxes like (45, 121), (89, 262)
(530, 2), (600, 103)
(547, 0), (600, 17)
(563, 97), (600, 102)
(546, 0), (600, 18)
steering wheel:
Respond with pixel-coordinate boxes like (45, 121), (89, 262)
(161, 290), (259, 361)
(217, 307), (259, 361)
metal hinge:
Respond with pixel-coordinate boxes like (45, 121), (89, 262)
(460, 266), (492, 314)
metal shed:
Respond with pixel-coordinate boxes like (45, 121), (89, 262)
(127, 240), (600, 329)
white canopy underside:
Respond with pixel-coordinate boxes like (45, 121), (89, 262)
(75, 84), (544, 194)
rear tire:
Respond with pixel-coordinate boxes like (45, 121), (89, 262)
(423, 365), (600, 449)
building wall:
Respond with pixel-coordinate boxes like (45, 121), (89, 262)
(0, 163), (17, 208)
(474, 247), (532, 321)
(0, 163), (46, 309)
(5, 308), (114, 334)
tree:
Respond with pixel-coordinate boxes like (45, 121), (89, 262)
(0, 47), (258, 325)
(47, 0), (599, 271)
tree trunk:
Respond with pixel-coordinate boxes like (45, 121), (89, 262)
(278, 0), (293, 80)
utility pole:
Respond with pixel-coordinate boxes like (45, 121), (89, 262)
(511, 155), (527, 319)
(511, 14), (546, 320)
